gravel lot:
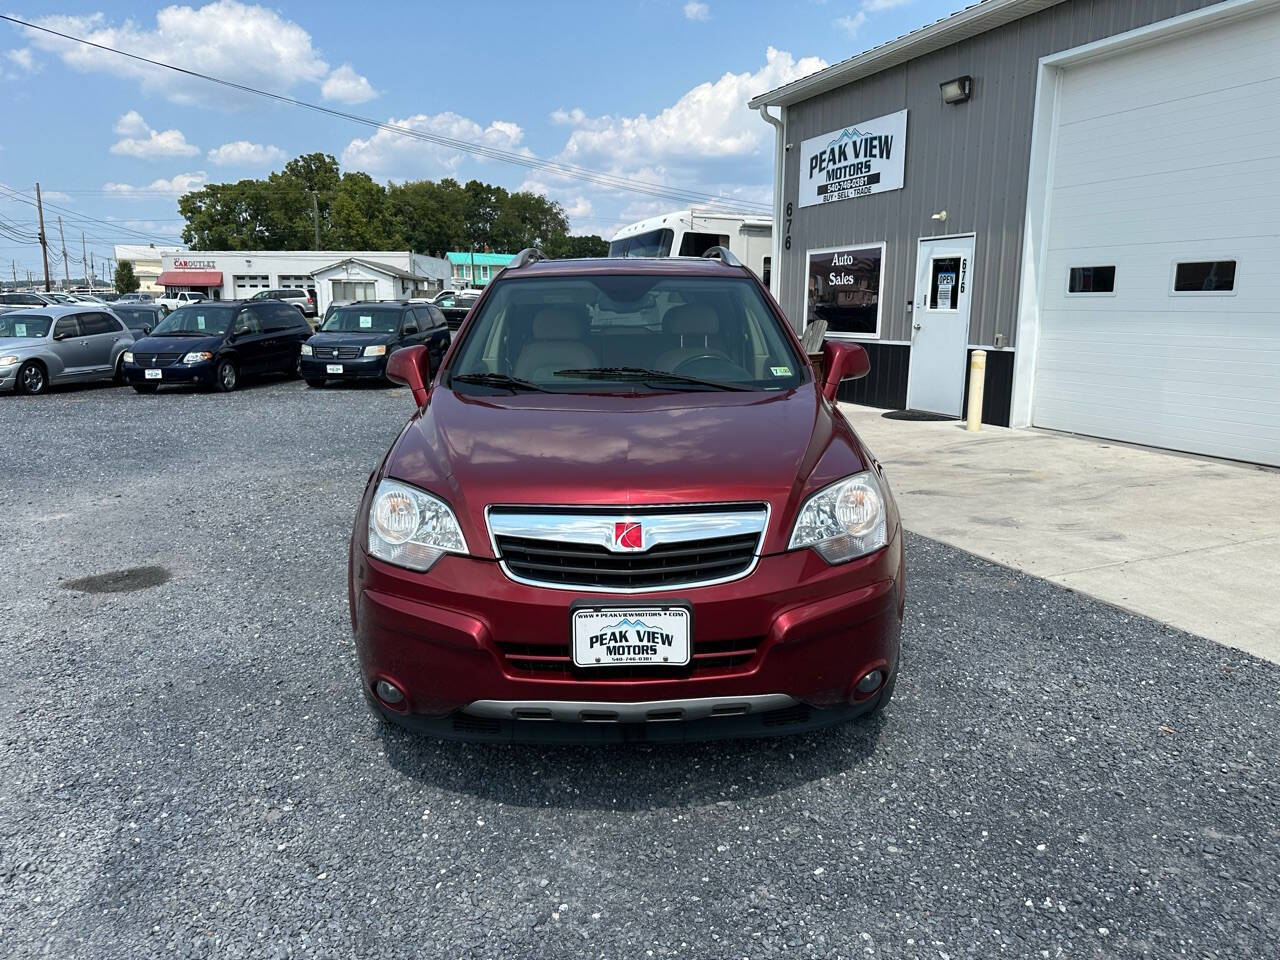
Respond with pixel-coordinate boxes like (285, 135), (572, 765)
(2, 378), (1279, 959)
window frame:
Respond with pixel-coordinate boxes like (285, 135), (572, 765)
(802, 241), (887, 342)
(1169, 257), (1238, 297)
(1065, 265), (1118, 298)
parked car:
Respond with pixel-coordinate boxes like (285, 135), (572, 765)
(122, 299), (312, 393)
(0, 292), (60, 308)
(116, 292), (155, 304)
(0, 305), (134, 395)
(110, 303), (167, 339)
(155, 290), (207, 311)
(250, 287), (317, 318)
(99, 292), (122, 302)
(433, 291), (480, 333)
(351, 249), (902, 742)
(430, 289), (463, 303)
(302, 301), (449, 388)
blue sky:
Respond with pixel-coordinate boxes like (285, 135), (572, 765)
(0, 0), (957, 279)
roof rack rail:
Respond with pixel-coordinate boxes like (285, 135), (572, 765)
(701, 246), (743, 267)
(508, 247), (549, 269)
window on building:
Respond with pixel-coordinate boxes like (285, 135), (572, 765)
(1173, 260), (1236, 293)
(678, 232), (731, 257)
(929, 257), (962, 310)
(330, 280), (376, 301)
(1068, 265), (1116, 294)
(805, 245), (884, 337)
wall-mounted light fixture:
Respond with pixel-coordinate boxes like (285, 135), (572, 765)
(940, 76), (973, 105)
(931, 210), (948, 223)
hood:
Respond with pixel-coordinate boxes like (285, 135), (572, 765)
(308, 331), (395, 347)
(386, 386), (871, 556)
(131, 334), (224, 353)
(0, 337), (48, 352)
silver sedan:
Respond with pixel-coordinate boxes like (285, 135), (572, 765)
(0, 305), (135, 395)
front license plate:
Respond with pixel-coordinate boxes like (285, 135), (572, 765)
(325, 363), (344, 374)
(144, 368), (162, 380)
(571, 606), (691, 668)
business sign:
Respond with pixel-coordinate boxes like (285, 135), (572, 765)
(798, 110), (907, 208)
(805, 243), (885, 338)
(172, 258), (216, 270)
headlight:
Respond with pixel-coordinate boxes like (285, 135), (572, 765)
(788, 470), (887, 564)
(300, 343), (313, 356)
(181, 352), (213, 364)
(367, 478), (467, 572)
(363, 344), (387, 357)
(0, 355), (19, 367)
(121, 351), (134, 364)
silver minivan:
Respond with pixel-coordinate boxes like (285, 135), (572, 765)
(0, 305), (134, 395)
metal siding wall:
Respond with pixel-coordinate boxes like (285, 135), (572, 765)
(779, 0), (1221, 349)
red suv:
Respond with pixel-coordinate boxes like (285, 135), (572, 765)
(350, 249), (904, 742)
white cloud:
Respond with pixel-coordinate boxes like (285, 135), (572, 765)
(42, 190), (72, 202)
(21, 3), (369, 107)
(6, 48), (37, 70)
(836, 0), (913, 37)
(207, 140), (286, 167)
(556, 47), (827, 165)
(836, 12), (867, 35)
(341, 111), (528, 177)
(322, 64), (376, 104)
(683, 1), (710, 20)
(104, 172), (208, 196)
(109, 112), (200, 159)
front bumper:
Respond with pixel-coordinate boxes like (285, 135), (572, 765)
(302, 354), (387, 380)
(0, 367), (15, 391)
(352, 529), (905, 741)
(123, 361), (214, 386)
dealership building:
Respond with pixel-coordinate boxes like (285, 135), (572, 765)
(154, 250), (450, 315)
(751, 0), (1280, 467)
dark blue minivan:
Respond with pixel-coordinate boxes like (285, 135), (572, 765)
(301, 301), (450, 387)
(123, 300), (313, 393)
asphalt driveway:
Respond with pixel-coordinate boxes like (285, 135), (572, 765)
(1, 380), (1278, 958)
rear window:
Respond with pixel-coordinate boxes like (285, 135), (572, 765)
(449, 273), (805, 393)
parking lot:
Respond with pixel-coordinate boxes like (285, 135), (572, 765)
(2, 379), (1279, 959)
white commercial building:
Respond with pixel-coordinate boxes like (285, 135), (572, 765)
(114, 244), (187, 294)
(157, 250), (450, 315)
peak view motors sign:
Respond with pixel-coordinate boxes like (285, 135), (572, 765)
(799, 109), (907, 208)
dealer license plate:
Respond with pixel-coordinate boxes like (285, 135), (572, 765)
(326, 363), (344, 374)
(144, 368), (162, 380)
(571, 606), (691, 668)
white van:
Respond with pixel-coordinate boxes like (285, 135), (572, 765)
(608, 209), (774, 285)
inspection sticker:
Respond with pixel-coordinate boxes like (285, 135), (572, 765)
(770, 366), (792, 376)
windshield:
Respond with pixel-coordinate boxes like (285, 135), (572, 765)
(448, 274), (805, 394)
(152, 304), (234, 336)
(608, 228), (674, 258)
(113, 307), (153, 325)
(437, 295), (477, 309)
(0, 313), (52, 338)
(320, 306), (400, 333)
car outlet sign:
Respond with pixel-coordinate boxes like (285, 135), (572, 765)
(799, 109), (908, 208)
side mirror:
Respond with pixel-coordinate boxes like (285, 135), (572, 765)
(386, 344), (432, 407)
(402, 325), (418, 335)
(819, 340), (871, 402)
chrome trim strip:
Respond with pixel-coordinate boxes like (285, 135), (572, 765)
(464, 694), (797, 724)
(483, 501), (771, 594)
(487, 508), (767, 551)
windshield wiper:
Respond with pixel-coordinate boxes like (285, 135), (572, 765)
(157, 330), (208, 337)
(451, 372), (551, 393)
(554, 366), (751, 392)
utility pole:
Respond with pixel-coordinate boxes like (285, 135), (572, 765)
(57, 216), (71, 291)
(90, 252), (96, 292)
(311, 190), (321, 249)
(34, 182), (52, 292)
(82, 233), (89, 291)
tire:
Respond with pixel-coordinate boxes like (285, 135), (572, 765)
(290, 354), (303, 379)
(15, 360), (48, 395)
(215, 359), (238, 392)
(305, 378), (326, 389)
(132, 383), (158, 394)
(113, 355), (126, 384)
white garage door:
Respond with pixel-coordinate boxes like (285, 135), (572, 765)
(1033, 8), (1280, 466)
(234, 274), (269, 297)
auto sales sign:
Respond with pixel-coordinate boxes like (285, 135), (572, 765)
(798, 109), (908, 208)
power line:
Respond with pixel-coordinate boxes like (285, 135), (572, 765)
(0, 184), (183, 245)
(0, 13), (770, 214)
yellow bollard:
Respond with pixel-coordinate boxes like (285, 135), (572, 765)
(965, 350), (987, 432)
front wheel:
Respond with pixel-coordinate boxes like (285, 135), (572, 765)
(215, 359), (238, 392)
(15, 360), (47, 395)
(114, 355), (126, 384)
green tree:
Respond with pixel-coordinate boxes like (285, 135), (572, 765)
(113, 259), (140, 294)
(543, 234), (609, 259)
(327, 172), (401, 250)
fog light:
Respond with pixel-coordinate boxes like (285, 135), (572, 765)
(374, 679), (405, 706)
(854, 669), (884, 696)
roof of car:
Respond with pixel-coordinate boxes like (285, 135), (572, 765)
(6, 304), (105, 317)
(500, 256), (755, 279)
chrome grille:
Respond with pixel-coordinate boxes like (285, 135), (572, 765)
(316, 345), (363, 360)
(487, 504), (768, 592)
(135, 352), (181, 367)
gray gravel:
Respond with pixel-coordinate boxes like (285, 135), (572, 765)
(2, 379), (1279, 959)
